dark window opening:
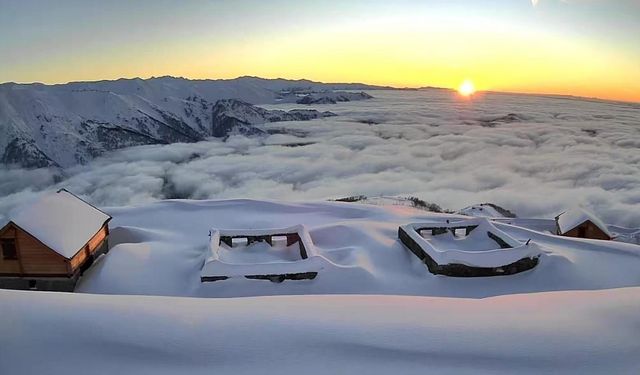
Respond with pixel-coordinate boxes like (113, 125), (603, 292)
(577, 226), (587, 238)
(28, 280), (37, 289)
(1, 239), (17, 260)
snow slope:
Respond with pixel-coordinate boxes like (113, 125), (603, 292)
(459, 203), (517, 218)
(2, 198), (640, 374)
(1, 288), (639, 375)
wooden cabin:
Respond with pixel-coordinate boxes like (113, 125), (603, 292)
(555, 208), (612, 241)
(0, 189), (111, 291)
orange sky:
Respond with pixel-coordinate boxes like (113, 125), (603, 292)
(1, 1), (639, 102)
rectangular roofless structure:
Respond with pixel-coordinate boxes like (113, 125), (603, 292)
(201, 225), (322, 283)
(399, 218), (541, 277)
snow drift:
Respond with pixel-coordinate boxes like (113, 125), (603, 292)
(1, 288), (639, 375)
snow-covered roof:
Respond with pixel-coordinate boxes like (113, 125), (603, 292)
(10, 189), (111, 259)
(556, 207), (611, 237)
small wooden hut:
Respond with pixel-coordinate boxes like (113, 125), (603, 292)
(555, 208), (612, 241)
(0, 189), (111, 291)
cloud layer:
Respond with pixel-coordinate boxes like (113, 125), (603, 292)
(1, 90), (639, 227)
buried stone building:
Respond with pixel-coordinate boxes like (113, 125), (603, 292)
(201, 225), (324, 283)
(399, 218), (542, 277)
(0, 189), (111, 291)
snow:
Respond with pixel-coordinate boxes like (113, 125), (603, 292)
(402, 218), (543, 268)
(201, 225), (328, 278)
(74, 199), (640, 298)
(608, 225), (640, 245)
(556, 207), (612, 237)
(459, 203), (512, 218)
(2, 198), (640, 373)
(9, 189), (110, 258)
(0, 77), (378, 167)
(1, 288), (640, 374)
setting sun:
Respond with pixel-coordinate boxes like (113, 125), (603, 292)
(458, 80), (476, 96)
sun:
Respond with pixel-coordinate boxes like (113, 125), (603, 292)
(458, 80), (476, 97)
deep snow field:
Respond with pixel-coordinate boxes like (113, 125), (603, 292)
(74, 199), (640, 298)
(1, 89), (639, 228)
(2, 198), (640, 374)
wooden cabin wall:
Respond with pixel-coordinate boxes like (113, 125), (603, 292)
(563, 221), (610, 240)
(16, 229), (68, 275)
(69, 247), (88, 271)
(87, 224), (108, 254)
(0, 225), (21, 274)
(69, 224), (108, 272)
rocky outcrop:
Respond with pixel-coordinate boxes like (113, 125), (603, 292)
(1, 138), (58, 168)
(211, 99), (335, 138)
(296, 91), (373, 105)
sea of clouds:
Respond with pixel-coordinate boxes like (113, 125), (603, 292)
(1, 90), (639, 227)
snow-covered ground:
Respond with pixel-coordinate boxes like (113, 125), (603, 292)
(2, 288), (639, 375)
(2, 198), (640, 374)
(2, 85), (639, 373)
(73, 199), (640, 298)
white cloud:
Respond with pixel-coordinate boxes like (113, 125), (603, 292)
(1, 90), (639, 228)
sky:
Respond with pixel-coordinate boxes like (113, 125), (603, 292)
(1, 0), (639, 102)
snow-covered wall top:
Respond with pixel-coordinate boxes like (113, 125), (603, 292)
(202, 224), (325, 278)
(402, 218), (542, 268)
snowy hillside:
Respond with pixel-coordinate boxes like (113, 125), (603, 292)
(0, 76), (377, 167)
(2, 198), (640, 374)
(459, 203), (517, 218)
(3, 288), (639, 375)
(74, 199), (640, 298)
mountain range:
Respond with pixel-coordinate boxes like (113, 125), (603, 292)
(0, 76), (380, 168)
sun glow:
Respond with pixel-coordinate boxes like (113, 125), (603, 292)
(458, 80), (476, 97)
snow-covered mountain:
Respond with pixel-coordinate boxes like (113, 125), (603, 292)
(458, 203), (517, 218)
(0, 76), (379, 168)
(210, 99), (335, 137)
(296, 91), (373, 104)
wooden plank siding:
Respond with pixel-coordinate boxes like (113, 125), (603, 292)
(16, 228), (68, 275)
(0, 224), (21, 274)
(68, 245), (88, 272)
(87, 224), (108, 255)
(69, 224), (108, 272)
(562, 221), (611, 240)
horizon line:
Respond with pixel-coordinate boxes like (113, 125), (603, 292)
(2, 74), (638, 105)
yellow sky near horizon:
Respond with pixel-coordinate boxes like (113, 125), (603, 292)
(2, 1), (639, 103)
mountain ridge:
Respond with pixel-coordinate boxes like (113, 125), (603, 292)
(0, 77), (372, 168)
